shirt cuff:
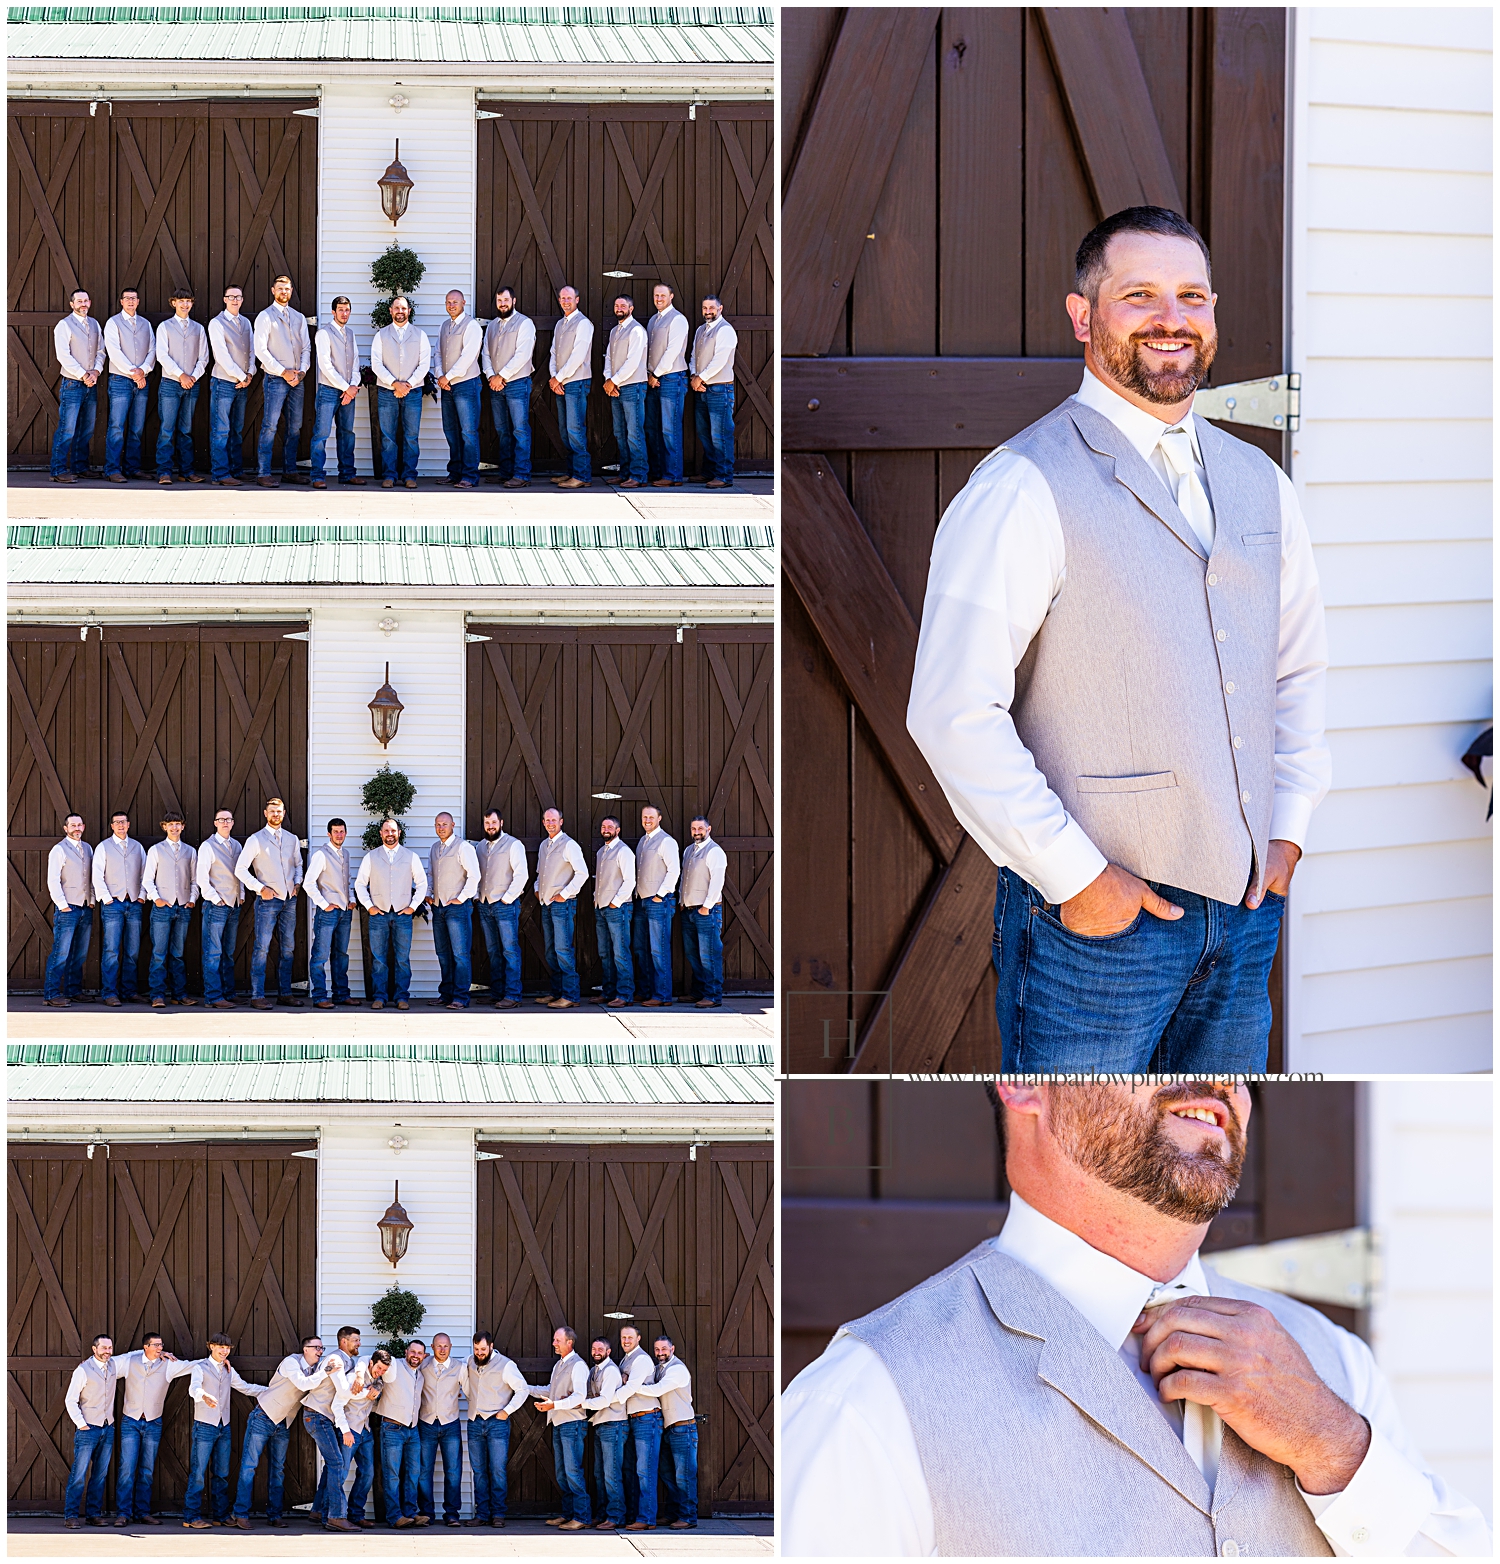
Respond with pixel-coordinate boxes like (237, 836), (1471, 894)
(1015, 817), (1110, 906)
(1300, 1425), (1436, 1556)
(1269, 790), (1316, 851)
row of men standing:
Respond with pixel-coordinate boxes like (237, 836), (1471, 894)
(41, 800), (730, 1010)
(49, 278), (740, 489)
(61, 1323), (698, 1532)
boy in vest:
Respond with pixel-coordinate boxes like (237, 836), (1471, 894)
(310, 294), (365, 489)
(632, 805), (680, 1006)
(645, 283), (689, 486)
(154, 286), (209, 483)
(375, 1339), (427, 1527)
(582, 1337), (628, 1530)
(229, 1333), (333, 1530)
(529, 1326), (592, 1529)
(628, 1337), (697, 1529)
(426, 812), (480, 1010)
(463, 1330), (530, 1527)
(304, 817), (357, 1008)
(62, 1335), (118, 1528)
(143, 811), (197, 1007)
(113, 1332), (192, 1526)
(208, 285), (256, 484)
(613, 1325), (663, 1530)
(594, 816), (636, 1007)
(908, 208), (1331, 1072)
(603, 294), (649, 486)
(93, 809), (148, 1006)
(371, 295), (430, 488)
(483, 285), (535, 487)
(185, 1333), (266, 1529)
(103, 287), (155, 481)
(475, 809), (528, 1008)
(51, 288), (104, 482)
(354, 818), (427, 1009)
(437, 289), (483, 489)
(345, 1350), (391, 1528)
(235, 797), (305, 1008)
(253, 274), (311, 486)
(690, 295), (737, 487)
(547, 284), (593, 486)
(680, 815), (728, 1008)
(196, 808), (244, 1008)
(535, 807), (588, 1006)
(43, 813), (93, 1007)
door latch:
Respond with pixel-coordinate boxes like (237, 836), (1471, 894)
(1194, 373), (1301, 432)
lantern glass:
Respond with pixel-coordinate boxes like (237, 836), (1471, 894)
(378, 140), (413, 226)
(376, 1182), (413, 1268)
(368, 662), (405, 749)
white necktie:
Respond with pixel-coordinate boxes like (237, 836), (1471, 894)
(1137, 1282), (1222, 1490)
(1157, 424), (1216, 555)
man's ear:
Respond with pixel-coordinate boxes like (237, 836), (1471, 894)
(994, 1081), (1045, 1116)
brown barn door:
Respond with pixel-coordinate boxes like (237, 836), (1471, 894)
(781, 9), (1289, 1073)
(7, 623), (308, 994)
(465, 626), (773, 995)
(7, 1140), (318, 1514)
(476, 102), (772, 475)
(476, 1141), (773, 1516)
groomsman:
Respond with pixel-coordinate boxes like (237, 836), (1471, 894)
(631, 1337), (698, 1529)
(691, 295), (738, 488)
(355, 818), (427, 1010)
(645, 283), (689, 487)
(633, 805), (680, 1007)
(375, 1339), (427, 1528)
(427, 812), (480, 1010)
(475, 810), (528, 1009)
(254, 274), (311, 486)
(547, 285), (593, 488)
(154, 287), (208, 483)
(436, 289), (483, 490)
(483, 285), (535, 488)
(229, 1334), (333, 1530)
(143, 811), (197, 1008)
(299, 1339), (358, 1532)
(196, 808), (244, 1009)
(602, 294), (648, 487)
(43, 814), (93, 1008)
(345, 1352), (391, 1529)
(535, 808), (588, 1008)
(463, 1331), (529, 1528)
(530, 1327), (592, 1530)
(93, 810), (147, 1007)
(583, 1337), (628, 1531)
(235, 797), (304, 1009)
(208, 285), (255, 485)
(51, 288), (104, 482)
(681, 816), (729, 1008)
(61, 1335), (117, 1529)
(594, 816), (636, 1008)
(371, 296), (430, 488)
(113, 1334), (192, 1526)
(103, 288), (155, 482)
(185, 1335), (266, 1529)
(310, 295), (364, 489)
(418, 1333), (464, 1526)
(304, 818), (356, 1008)
(613, 1324), (662, 1532)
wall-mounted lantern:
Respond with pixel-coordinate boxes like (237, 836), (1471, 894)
(368, 662), (405, 749)
(378, 140), (413, 226)
(377, 1181), (413, 1268)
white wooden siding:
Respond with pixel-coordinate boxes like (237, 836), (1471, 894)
(307, 604), (468, 999)
(1285, 9), (1492, 1069)
(1365, 1081), (1492, 1523)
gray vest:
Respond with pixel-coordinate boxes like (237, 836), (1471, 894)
(845, 1244), (1340, 1557)
(111, 311), (153, 371)
(258, 305), (304, 369)
(439, 316), (479, 383)
(63, 312), (102, 373)
(606, 317), (648, 385)
(536, 833), (579, 901)
(477, 834), (524, 902)
(376, 1360), (421, 1427)
(199, 834), (243, 905)
(594, 838), (632, 908)
(153, 840), (195, 905)
(367, 845), (420, 912)
(377, 323), (423, 383)
(162, 315), (205, 375)
(344, 1371), (379, 1434)
(652, 1355), (695, 1428)
(193, 1358), (234, 1427)
(311, 841), (351, 909)
(484, 311), (532, 379)
(244, 826), (301, 899)
(548, 1352), (586, 1424)
(258, 1354), (315, 1427)
(635, 831), (676, 898)
(301, 1353), (351, 1421)
(99, 835), (146, 900)
(552, 311), (591, 382)
(75, 1357), (117, 1425)
(120, 1351), (183, 1421)
(1004, 401), (1282, 905)
(429, 835), (468, 903)
(588, 1359), (626, 1424)
(319, 321), (359, 389)
(55, 839), (92, 904)
(619, 1345), (655, 1416)
(680, 840), (726, 907)
(212, 310), (255, 381)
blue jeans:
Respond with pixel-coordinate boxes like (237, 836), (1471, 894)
(633, 895), (676, 1003)
(367, 910), (414, 1002)
(418, 1417), (461, 1520)
(185, 1420), (232, 1522)
(661, 1421), (698, 1524)
(646, 371), (687, 482)
(51, 375), (97, 477)
(148, 902), (192, 999)
(467, 1416), (511, 1521)
(551, 1422), (591, 1522)
(43, 904), (91, 1001)
(209, 376), (248, 480)
(155, 378), (200, 476)
(490, 376), (532, 479)
(682, 903), (723, 1002)
(100, 899), (143, 1001)
(310, 904), (352, 1003)
(477, 899), (523, 1000)
(232, 1404), (290, 1519)
(105, 373), (150, 477)
(377, 386), (422, 481)
(310, 383), (357, 481)
(200, 901), (240, 1004)
(592, 1419), (628, 1525)
(555, 378), (590, 480)
(431, 903), (473, 1006)
(251, 894), (297, 1000)
(994, 866), (1283, 1072)
(610, 380), (647, 483)
(302, 1409), (348, 1520)
(257, 373), (304, 477)
(540, 898), (580, 1000)
(378, 1419), (420, 1522)
(347, 1426), (376, 1521)
(596, 903), (634, 1002)
(440, 376), (481, 484)
(624, 1409), (662, 1526)
(695, 381), (735, 482)
(116, 1414), (162, 1520)
(63, 1422), (112, 1520)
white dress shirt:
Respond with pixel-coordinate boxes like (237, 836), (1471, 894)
(370, 323), (432, 389)
(54, 315), (105, 380)
(527, 1357), (590, 1424)
(635, 826), (681, 897)
(314, 320), (361, 392)
(103, 313), (156, 377)
(63, 1358), (116, 1428)
(783, 1192), (1491, 1559)
(691, 316), (737, 383)
(647, 305), (690, 376)
(253, 303), (312, 375)
(208, 314), (256, 383)
(354, 844), (429, 910)
(92, 836), (144, 904)
(907, 366), (1332, 906)
(479, 835), (530, 903)
(604, 316), (648, 386)
(582, 1358), (625, 1424)
(189, 1359), (265, 1411)
(195, 836), (243, 904)
(482, 310), (538, 383)
(155, 319), (210, 382)
(141, 839), (198, 905)
(47, 839), (93, 910)
(429, 839), (481, 903)
(437, 315), (482, 383)
(548, 310), (594, 383)
(536, 836), (590, 902)
(302, 847), (352, 912)
(234, 827), (303, 895)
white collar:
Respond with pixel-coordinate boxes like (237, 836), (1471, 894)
(1075, 365), (1202, 467)
(641, 826), (661, 839)
(161, 838), (183, 852)
(382, 844), (402, 858)
(994, 1191), (1208, 1351)
(389, 321), (411, 336)
(446, 312), (470, 328)
(265, 825), (282, 837)
(325, 838), (344, 852)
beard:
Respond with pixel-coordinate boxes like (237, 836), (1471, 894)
(496, 306), (513, 317)
(484, 828), (501, 839)
(1047, 1083), (1245, 1224)
(1091, 317), (1217, 406)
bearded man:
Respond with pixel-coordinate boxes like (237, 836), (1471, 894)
(783, 1082), (1489, 1557)
(908, 207), (1330, 1072)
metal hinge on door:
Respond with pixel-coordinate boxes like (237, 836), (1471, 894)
(1207, 1226), (1375, 1308)
(1193, 373), (1301, 432)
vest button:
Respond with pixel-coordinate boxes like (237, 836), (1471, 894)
(1216, 629), (1228, 641)
(1241, 791), (1251, 803)
(1207, 573), (1219, 585)
(1220, 1544), (1241, 1558)
(1224, 681), (1236, 693)
(1233, 736), (1243, 749)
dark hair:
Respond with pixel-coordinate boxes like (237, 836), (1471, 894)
(111, 810), (129, 823)
(615, 294), (635, 307)
(556, 1325), (578, 1348)
(65, 813), (84, 826)
(600, 816), (621, 831)
(654, 282), (674, 295)
(141, 1332), (163, 1347)
(369, 1348), (393, 1367)
(495, 284), (517, 299)
(653, 1334), (675, 1350)
(160, 811), (185, 826)
(331, 295), (351, 310)
(702, 295), (722, 307)
(208, 1332), (232, 1348)
(301, 1335), (323, 1350)
(120, 287), (139, 299)
(327, 818), (346, 832)
(407, 1338), (426, 1351)
(473, 1330), (495, 1347)
(592, 1337), (612, 1352)
(691, 815), (711, 829)
(483, 808), (501, 820)
(641, 802), (662, 816)
(337, 1326), (360, 1344)
(90, 1333), (112, 1349)
(70, 287), (89, 302)
(1074, 206), (1211, 304)
(984, 1081), (1009, 1153)
(169, 286), (195, 303)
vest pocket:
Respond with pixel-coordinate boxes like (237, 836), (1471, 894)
(1241, 531), (1280, 546)
(1075, 771), (1177, 794)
